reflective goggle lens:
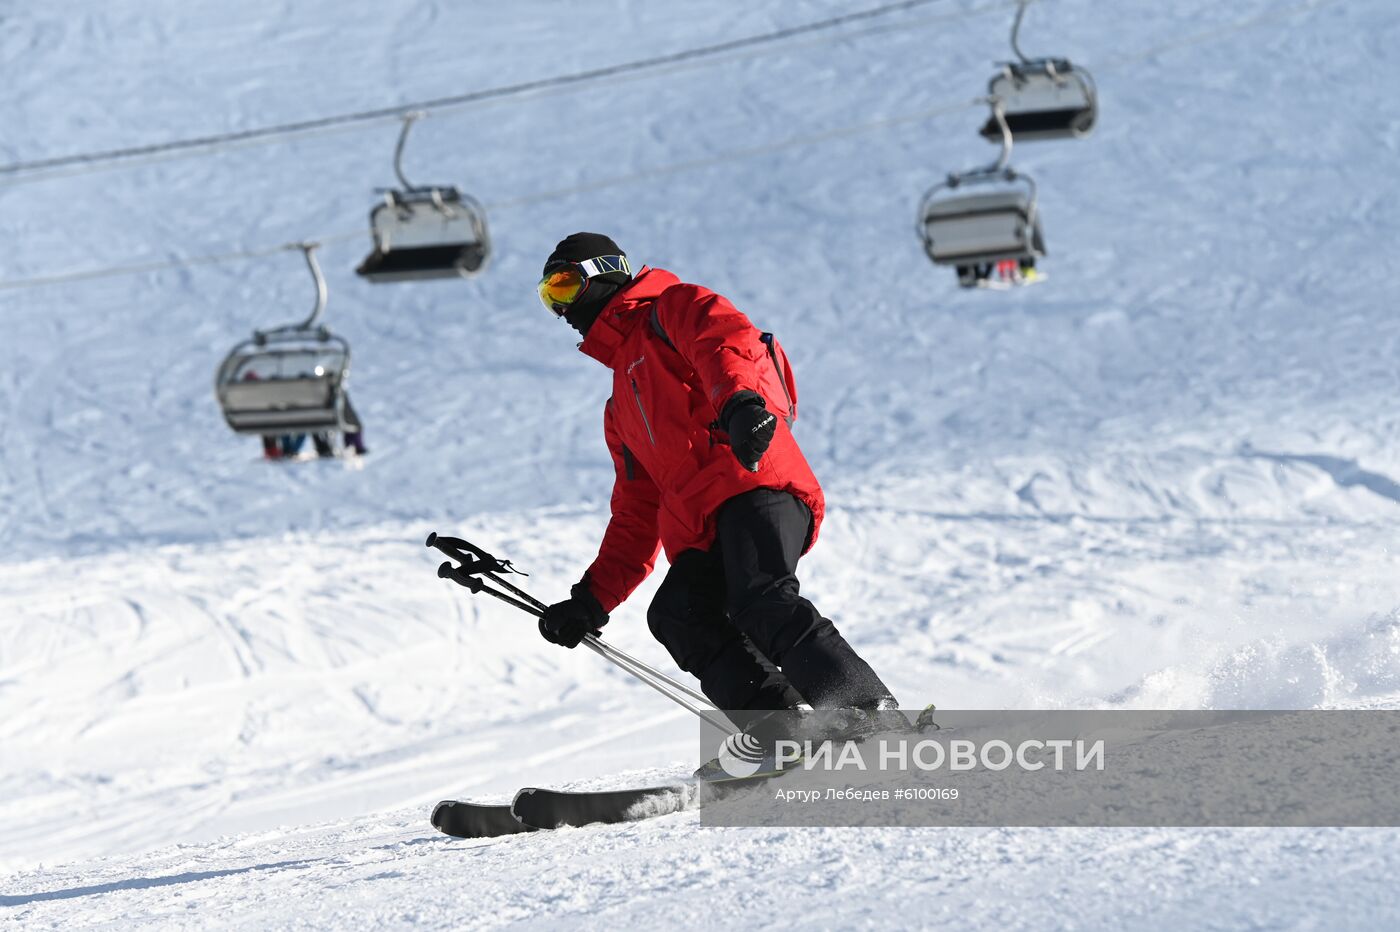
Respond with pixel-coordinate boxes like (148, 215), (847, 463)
(538, 267), (586, 313)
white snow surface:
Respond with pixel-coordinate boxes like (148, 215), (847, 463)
(2, 0), (1400, 927)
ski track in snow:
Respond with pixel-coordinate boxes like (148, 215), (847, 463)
(2, 0), (1399, 926)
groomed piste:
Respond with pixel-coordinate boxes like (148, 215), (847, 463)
(1, 0), (1398, 927)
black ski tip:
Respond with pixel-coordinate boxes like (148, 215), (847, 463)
(431, 799), (537, 839)
(425, 532), (438, 548)
(511, 785), (690, 830)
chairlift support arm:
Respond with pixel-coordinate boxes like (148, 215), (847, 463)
(1009, 0), (1033, 64)
(949, 97), (1013, 187)
(298, 242), (327, 330)
(985, 97), (1013, 176)
(393, 111), (426, 192)
(251, 243), (329, 340)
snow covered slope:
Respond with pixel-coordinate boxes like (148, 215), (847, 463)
(2, 0), (1398, 926)
(7, 808), (1400, 929)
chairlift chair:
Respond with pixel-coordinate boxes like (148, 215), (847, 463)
(215, 245), (356, 435)
(918, 100), (1046, 289)
(356, 112), (491, 283)
(978, 1), (1097, 142)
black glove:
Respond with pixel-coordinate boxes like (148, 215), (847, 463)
(722, 390), (777, 472)
(538, 580), (608, 649)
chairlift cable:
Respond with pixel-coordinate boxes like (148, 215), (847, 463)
(0, 0), (1347, 295)
(0, 97), (983, 294)
(0, 0), (956, 179)
(0, 229), (363, 293)
(481, 96), (982, 211)
(0, 2), (1016, 190)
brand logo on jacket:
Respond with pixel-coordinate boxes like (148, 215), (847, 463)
(627, 355), (646, 375)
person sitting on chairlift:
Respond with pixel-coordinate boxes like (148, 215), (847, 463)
(957, 257), (1040, 288)
(240, 369), (368, 460)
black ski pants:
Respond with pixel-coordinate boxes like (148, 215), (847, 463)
(646, 488), (895, 712)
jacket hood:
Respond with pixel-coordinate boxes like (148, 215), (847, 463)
(578, 266), (681, 367)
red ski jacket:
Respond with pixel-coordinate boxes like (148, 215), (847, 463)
(578, 267), (825, 613)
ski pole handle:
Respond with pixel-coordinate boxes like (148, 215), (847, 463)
(427, 533), (523, 577)
(437, 562), (543, 617)
(437, 561), (484, 592)
(426, 532), (463, 559)
(426, 531), (474, 554)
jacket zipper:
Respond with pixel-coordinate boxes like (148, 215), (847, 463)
(763, 333), (796, 424)
(631, 379), (657, 446)
(774, 358), (795, 420)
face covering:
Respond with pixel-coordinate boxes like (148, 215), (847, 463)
(562, 280), (621, 337)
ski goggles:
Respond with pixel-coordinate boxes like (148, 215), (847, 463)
(537, 254), (631, 315)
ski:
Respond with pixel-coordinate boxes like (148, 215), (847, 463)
(509, 767), (791, 831)
(432, 708), (937, 837)
(510, 783), (694, 830)
(430, 799), (537, 839)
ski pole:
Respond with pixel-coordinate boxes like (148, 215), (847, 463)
(429, 532), (715, 710)
(443, 573), (728, 727)
(584, 637), (716, 710)
(435, 563), (541, 615)
(578, 637), (734, 733)
(464, 558), (718, 712)
(428, 533), (734, 732)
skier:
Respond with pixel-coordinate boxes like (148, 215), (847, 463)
(534, 232), (898, 717)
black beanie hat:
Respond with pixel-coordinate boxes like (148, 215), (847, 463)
(544, 232), (632, 285)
